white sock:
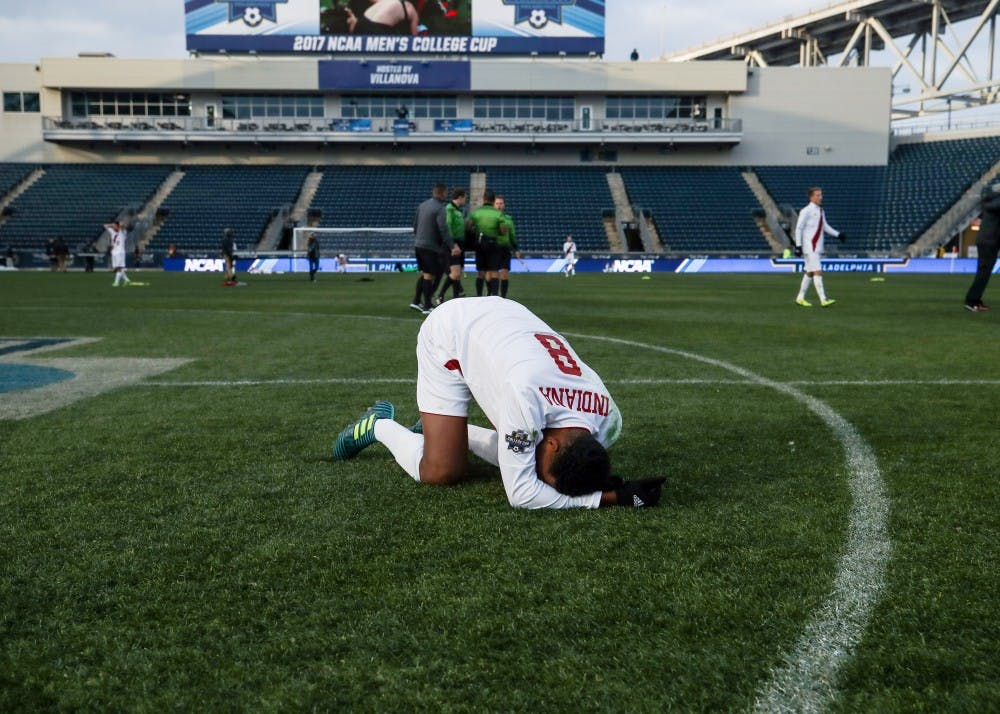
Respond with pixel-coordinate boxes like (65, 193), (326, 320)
(812, 275), (827, 301)
(113, 272), (120, 285)
(121, 270), (130, 283)
(467, 425), (499, 466)
(797, 274), (811, 300)
(374, 420), (423, 482)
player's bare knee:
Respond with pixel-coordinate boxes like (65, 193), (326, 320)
(418, 460), (465, 485)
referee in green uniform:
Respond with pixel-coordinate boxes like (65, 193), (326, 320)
(494, 195), (520, 298)
(435, 188), (468, 304)
(468, 189), (507, 297)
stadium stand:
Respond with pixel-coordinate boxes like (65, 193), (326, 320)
(756, 136), (1000, 252)
(0, 163), (36, 199)
(148, 165), (311, 256)
(754, 165), (882, 249)
(619, 166), (769, 253)
(875, 137), (1000, 248)
(479, 167), (613, 252)
(3, 135), (998, 261)
(309, 165), (471, 254)
(0, 164), (170, 251)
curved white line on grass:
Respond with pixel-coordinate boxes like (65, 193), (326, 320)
(144, 377), (1000, 388)
(565, 333), (891, 714)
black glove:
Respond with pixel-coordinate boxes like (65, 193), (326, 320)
(837, 231), (848, 243)
(615, 477), (666, 508)
(793, 245), (803, 258)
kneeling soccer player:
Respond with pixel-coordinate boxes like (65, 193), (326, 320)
(332, 297), (664, 509)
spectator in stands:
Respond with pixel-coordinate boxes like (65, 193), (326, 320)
(306, 232), (321, 282)
(221, 227), (238, 286)
(346, 0), (422, 36)
(468, 188), (506, 296)
(794, 187), (845, 307)
(167, 243), (179, 259)
(494, 195), (521, 298)
(964, 181), (1000, 312)
(105, 221), (132, 287)
(434, 187), (468, 304)
(330, 296), (664, 510)
(410, 182), (458, 314)
(562, 235), (577, 277)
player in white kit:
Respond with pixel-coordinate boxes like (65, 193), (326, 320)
(562, 235), (577, 277)
(105, 220), (131, 287)
(794, 188), (845, 307)
(332, 297), (664, 509)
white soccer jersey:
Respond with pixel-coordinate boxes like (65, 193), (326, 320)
(562, 240), (577, 260)
(109, 228), (127, 268)
(794, 203), (839, 256)
(417, 297), (622, 510)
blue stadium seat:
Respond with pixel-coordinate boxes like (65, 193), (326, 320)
(620, 166), (768, 253)
(478, 167), (612, 252)
(149, 165), (310, 255)
(0, 164), (170, 251)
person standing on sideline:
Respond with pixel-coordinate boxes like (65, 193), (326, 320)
(337, 253), (349, 273)
(105, 220), (131, 287)
(435, 187), (468, 304)
(794, 187), (845, 307)
(562, 235), (577, 277)
(331, 297), (665, 510)
(964, 181), (1000, 312)
(306, 232), (321, 282)
(469, 189), (507, 296)
(495, 195), (520, 298)
(410, 183), (458, 314)
(221, 227), (237, 286)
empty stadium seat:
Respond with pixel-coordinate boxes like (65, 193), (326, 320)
(148, 165), (310, 255)
(619, 166), (769, 253)
(478, 167), (613, 252)
(0, 164), (170, 252)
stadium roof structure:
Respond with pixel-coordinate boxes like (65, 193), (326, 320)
(665, 0), (999, 121)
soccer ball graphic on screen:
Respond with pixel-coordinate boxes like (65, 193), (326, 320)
(528, 9), (548, 28)
(243, 7), (263, 26)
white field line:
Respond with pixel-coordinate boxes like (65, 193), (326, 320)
(564, 333), (891, 714)
(141, 377), (1000, 387)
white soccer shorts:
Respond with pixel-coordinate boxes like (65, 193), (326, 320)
(415, 319), (471, 418)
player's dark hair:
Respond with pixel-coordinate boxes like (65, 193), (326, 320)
(452, 188), (466, 200)
(483, 189), (496, 205)
(807, 186), (822, 199)
(549, 433), (622, 496)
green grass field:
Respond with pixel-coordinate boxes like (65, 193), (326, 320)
(1, 270), (997, 712)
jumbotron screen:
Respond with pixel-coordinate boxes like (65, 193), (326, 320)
(184, 0), (605, 55)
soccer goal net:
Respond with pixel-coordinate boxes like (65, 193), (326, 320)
(291, 226), (413, 258)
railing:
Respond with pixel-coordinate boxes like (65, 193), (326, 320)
(42, 115), (743, 137)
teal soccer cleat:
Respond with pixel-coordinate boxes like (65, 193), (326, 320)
(332, 401), (395, 460)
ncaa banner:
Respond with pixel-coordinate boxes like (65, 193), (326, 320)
(184, 0), (604, 55)
(319, 60), (471, 90)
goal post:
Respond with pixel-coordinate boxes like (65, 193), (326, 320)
(291, 226), (413, 257)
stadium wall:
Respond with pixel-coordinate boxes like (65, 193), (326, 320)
(0, 58), (889, 166)
(727, 67), (892, 166)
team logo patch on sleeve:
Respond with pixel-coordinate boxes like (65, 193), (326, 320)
(505, 429), (535, 453)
